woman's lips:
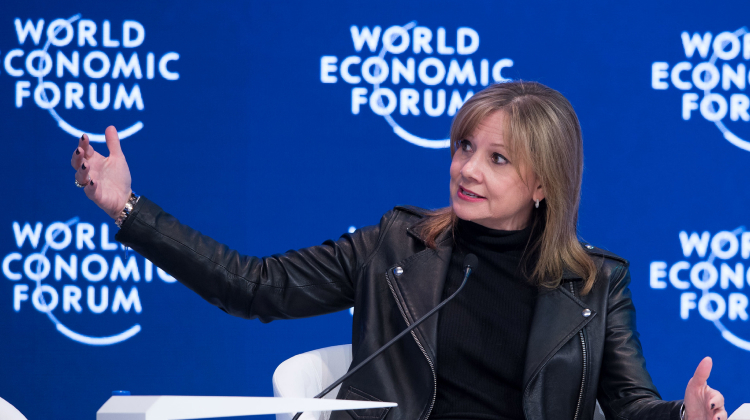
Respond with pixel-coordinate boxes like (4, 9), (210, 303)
(458, 186), (486, 202)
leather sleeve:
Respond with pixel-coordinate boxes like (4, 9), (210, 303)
(597, 265), (683, 420)
(115, 197), (391, 323)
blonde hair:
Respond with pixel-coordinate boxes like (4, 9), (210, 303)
(418, 81), (597, 294)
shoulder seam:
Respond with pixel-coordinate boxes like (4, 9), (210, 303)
(393, 205), (427, 218)
(582, 244), (629, 266)
(361, 208), (400, 268)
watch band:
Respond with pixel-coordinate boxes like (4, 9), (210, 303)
(115, 192), (140, 228)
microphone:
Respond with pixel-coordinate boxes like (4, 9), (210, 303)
(463, 253), (478, 279)
(291, 254), (479, 420)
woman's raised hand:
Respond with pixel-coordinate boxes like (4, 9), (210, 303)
(684, 357), (727, 420)
(70, 126), (132, 219)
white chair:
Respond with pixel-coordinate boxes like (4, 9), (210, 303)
(272, 344), (606, 420)
(0, 397), (28, 420)
(273, 344), (353, 420)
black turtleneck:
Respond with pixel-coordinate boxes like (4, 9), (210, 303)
(431, 218), (538, 420)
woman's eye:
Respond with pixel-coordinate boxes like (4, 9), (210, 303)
(457, 139), (472, 152)
(492, 153), (508, 165)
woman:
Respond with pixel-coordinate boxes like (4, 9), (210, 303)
(71, 81), (725, 420)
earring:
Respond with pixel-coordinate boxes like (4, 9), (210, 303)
(535, 199), (540, 209)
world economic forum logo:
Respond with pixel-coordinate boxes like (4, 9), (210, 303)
(2, 217), (177, 346)
(320, 22), (514, 148)
(652, 28), (750, 152)
(650, 228), (750, 351)
(2, 14), (180, 142)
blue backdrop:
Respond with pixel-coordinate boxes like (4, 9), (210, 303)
(1, 1), (749, 419)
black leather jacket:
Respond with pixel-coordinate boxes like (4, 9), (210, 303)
(116, 198), (683, 420)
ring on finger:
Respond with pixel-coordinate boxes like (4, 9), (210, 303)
(75, 177), (91, 188)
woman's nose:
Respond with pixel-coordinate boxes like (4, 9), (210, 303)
(460, 155), (483, 182)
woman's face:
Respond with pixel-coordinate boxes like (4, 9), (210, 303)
(449, 111), (544, 231)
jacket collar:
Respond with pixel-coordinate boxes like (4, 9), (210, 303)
(391, 221), (596, 391)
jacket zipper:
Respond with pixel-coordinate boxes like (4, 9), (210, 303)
(569, 282), (587, 420)
(386, 273), (437, 420)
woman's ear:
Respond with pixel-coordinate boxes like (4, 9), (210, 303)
(533, 183), (545, 203)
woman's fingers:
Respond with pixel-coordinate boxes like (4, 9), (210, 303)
(104, 126), (123, 157)
(690, 356), (712, 387)
(71, 145), (83, 169)
(83, 177), (97, 201)
(71, 126), (132, 218)
(707, 390), (724, 411)
(72, 133), (98, 170)
(715, 408), (728, 420)
(80, 133), (96, 159)
(75, 157), (91, 186)
(684, 357), (726, 420)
